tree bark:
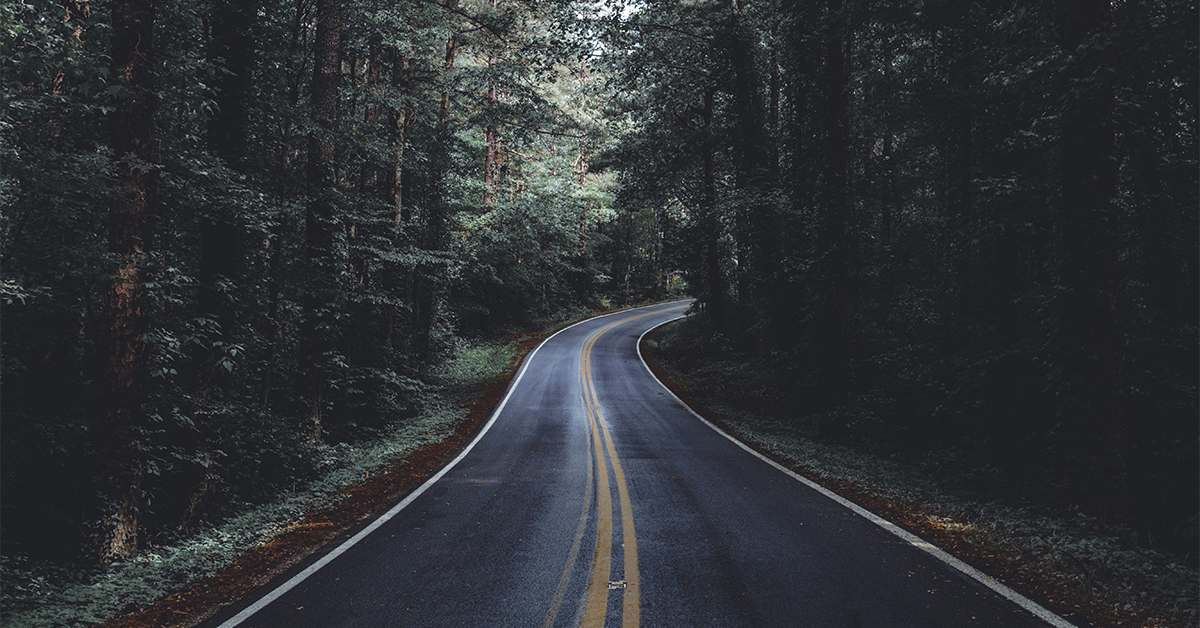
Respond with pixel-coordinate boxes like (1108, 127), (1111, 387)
(727, 17), (780, 335)
(484, 75), (499, 205)
(702, 87), (725, 330)
(102, 0), (155, 562)
(388, 47), (415, 226)
(300, 0), (342, 442)
(439, 0), (459, 125)
(879, 121), (896, 326)
(769, 9), (781, 128)
(280, 0), (310, 176)
(413, 2), (459, 374)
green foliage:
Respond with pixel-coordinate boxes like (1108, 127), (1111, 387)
(600, 0), (1198, 566)
(0, 335), (520, 628)
(3, 0), (1193, 620)
(2, 0), (662, 604)
(653, 316), (1199, 624)
(3, 413), (445, 626)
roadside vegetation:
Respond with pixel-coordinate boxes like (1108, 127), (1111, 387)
(645, 316), (1198, 628)
(606, 1), (1196, 622)
(3, 1), (676, 623)
(3, 0), (1194, 626)
(1, 336), (512, 628)
(1, 303), (659, 628)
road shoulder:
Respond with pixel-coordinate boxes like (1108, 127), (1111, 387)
(639, 317), (1194, 628)
(96, 302), (669, 628)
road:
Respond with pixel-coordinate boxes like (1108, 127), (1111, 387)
(206, 301), (1067, 628)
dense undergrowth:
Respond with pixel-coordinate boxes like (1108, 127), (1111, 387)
(645, 315), (1199, 628)
(0, 299), (677, 628)
(0, 331), (528, 628)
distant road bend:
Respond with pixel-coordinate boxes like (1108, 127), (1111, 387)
(206, 301), (1074, 628)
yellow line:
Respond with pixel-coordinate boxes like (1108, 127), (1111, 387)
(599, 415), (639, 628)
(582, 331), (613, 626)
(579, 305), (684, 627)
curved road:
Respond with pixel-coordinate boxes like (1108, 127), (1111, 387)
(206, 301), (1065, 628)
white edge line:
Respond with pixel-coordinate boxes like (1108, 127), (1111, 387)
(217, 302), (680, 627)
(635, 314), (1078, 628)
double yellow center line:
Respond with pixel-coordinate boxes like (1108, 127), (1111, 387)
(581, 319), (639, 628)
(577, 305), (685, 628)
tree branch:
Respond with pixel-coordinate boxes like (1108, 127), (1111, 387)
(650, 61), (711, 78)
(419, 0), (510, 43)
(629, 21), (712, 42)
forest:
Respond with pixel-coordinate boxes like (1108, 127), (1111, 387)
(1, 0), (1196, 623)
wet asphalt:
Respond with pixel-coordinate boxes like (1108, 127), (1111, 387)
(203, 301), (1054, 628)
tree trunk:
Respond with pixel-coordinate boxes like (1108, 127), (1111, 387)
(702, 87), (725, 330)
(439, 0), (459, 125)
(943, 21), (976, 323)
(102, 0), (154, 562)
(484, 75), (499, 205)
(414, 3), (459, 374)
(361, 38), (382, 196)
(879, 122), (896, 326)
(300, 0), (342, 442)
(381, 47), (414, 351)
(280, 0), (309, 176)
(1053, 0), (1127, 522)
(727, 17), (780, 336)
(815, 0), (853, 410)
(769, 10), (781, 128)
(388, 47), (414, 226)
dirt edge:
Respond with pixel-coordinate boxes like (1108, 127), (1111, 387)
(640, 320), (1183, 628)
(95, 304), (637, 628)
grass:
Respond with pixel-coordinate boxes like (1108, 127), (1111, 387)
(0, 341), (517, 628)
(0, 299), (668, 628)
(643, 316), (1199, 628)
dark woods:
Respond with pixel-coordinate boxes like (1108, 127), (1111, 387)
(1, 0), (1196, 577)
(602, 0), (1196, 561)
(1, 0), (668, 566)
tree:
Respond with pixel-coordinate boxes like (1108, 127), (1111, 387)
(101, 0), (156, 562)
(299, 0), (344, 441)
(600, 0), (1197, 553)
(1049, 0), (1126, 522)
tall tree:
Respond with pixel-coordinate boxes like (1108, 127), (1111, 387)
(810, 0), (853, 408)
(0, 0), (658, 580)
(300, 0), (344, 441)
(1051, 0), (1126, 521)
(102, 0), (156, 561)
(601, 0), (1194, 551)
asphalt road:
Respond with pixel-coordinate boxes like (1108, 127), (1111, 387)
(206, 301), (1066, 628)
